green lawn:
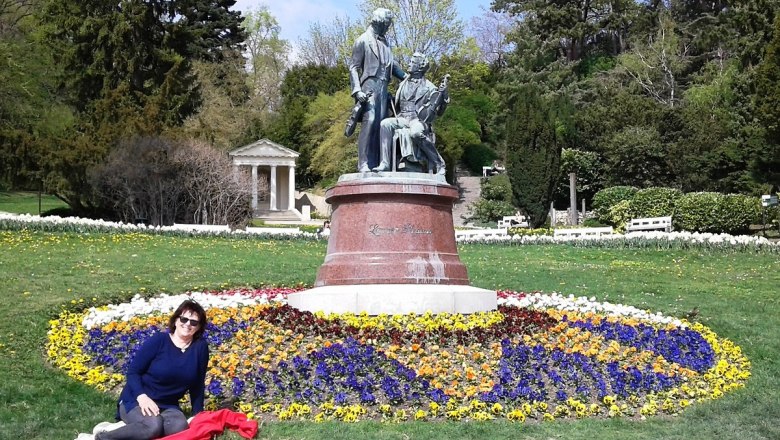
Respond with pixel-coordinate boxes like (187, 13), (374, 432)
(0, 231), (778, 440)
(0, 191), (69, 215)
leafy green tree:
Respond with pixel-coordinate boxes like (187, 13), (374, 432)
(244, 7), (289, 115)
(297, 15), (360, 67)
(434, 51), (496, 180)
(604, 125), (673, 188)
(257, 64), (350, 187)
(0, 5), (72, 190)
(38, 0), (245, 122)
(360, 0), (465, 63)
(306, 91), (358, 180)
(181, 56), (252, 151)
(553, 148), (604, 208)
(670, 62), (759, 193)
(279, 64), (350, 108)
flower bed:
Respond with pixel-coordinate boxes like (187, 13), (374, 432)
(47, 288), (750, 423)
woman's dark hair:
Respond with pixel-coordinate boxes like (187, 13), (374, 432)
(168, 299), (208, 340)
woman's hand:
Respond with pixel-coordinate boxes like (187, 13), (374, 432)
(137, 394), (160, 417)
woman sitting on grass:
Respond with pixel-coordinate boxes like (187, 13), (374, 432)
(80, 300), (210, 440)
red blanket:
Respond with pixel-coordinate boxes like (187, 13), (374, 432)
(159, 409), (258, 440)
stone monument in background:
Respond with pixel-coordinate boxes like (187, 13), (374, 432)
(287, 9), (496, 315)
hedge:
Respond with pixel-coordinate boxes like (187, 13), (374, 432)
(592, 186), (637, 220)
(592, 187), (761, 235)
(628, 187), (682, 218)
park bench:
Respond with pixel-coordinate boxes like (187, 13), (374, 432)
(553, 227), (615, 239)
(626, 216), (673, 233)
(497, 215), (529, 228)
(455, 228), (508, 240)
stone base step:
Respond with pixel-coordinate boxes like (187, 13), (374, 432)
(287, 284), (497, 315)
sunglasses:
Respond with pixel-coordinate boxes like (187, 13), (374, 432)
(178, 316), (201, 327)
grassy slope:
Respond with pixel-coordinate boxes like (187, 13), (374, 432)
(0, 232), (777, 440)
(0, 192), (68, 215)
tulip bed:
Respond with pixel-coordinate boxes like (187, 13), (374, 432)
(47, 287), (750, 423)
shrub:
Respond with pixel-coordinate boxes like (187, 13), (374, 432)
(467, 199), (516, 223)
(91, 137), (255, 227)
(674, 192), (722, 232)
(665, 192), (759, 234)
(462, 144), (498, 175)
(582, 218), (608, 227)
(716, 194), (761, 235)
(480, 174), (513, 203)
(467, 174), (516, 224)
(592, 186), (638, 222)
(508, 227), (552, 236)
(603, 199), (632, 232)
(629, 187), (682, 218)
(41, 207), (77, 218)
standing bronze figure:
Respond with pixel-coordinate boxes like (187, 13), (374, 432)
(347, 8), (406, 173)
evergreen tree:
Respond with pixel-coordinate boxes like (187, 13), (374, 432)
(493, 0), (639, 62)
(504, 84), (570, 227)
(753, 15), (780, 190)
(35, 0), (246, 210)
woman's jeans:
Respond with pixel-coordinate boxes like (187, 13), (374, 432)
(95, 402), (188, 440)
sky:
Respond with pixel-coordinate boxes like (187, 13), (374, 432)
(233, 0), (492, 46)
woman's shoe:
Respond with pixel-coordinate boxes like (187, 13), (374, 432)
(93, 421), (125, 434)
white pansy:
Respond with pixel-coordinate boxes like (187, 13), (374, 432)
(499, 291), (685, 327)
(81, 291), (284, 329)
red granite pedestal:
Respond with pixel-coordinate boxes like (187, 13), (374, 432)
(287, 173), (497, 314)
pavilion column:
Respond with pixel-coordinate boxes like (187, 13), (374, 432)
(251, 165), (258, 211)
(288, 166), (296, 211)
(270, 165), (277, 211)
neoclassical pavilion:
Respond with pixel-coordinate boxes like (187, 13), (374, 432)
(229, 139), (300, 218)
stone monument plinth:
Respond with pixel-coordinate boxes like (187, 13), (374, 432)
(287, 172), (496, 314)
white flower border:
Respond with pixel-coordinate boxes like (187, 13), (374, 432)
(0, 213), (315, 238)
(2, 212), (776, 250)
(499, 291), (685, 327)
(456, 230), (778, 248)
(81, 291), (284, 329)
(82, 289), (684, 330)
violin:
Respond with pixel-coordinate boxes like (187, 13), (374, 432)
(417, 74), (450, 125)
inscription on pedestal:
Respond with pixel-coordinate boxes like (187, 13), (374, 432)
(368, 224), (433, 236)
(315, 177), (469, 286)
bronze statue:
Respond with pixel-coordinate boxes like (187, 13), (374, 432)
(376, 52), (449, 175)
(347, 8), (406, 173)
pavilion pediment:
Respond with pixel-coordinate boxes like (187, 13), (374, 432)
(229, 139), (299, 159)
